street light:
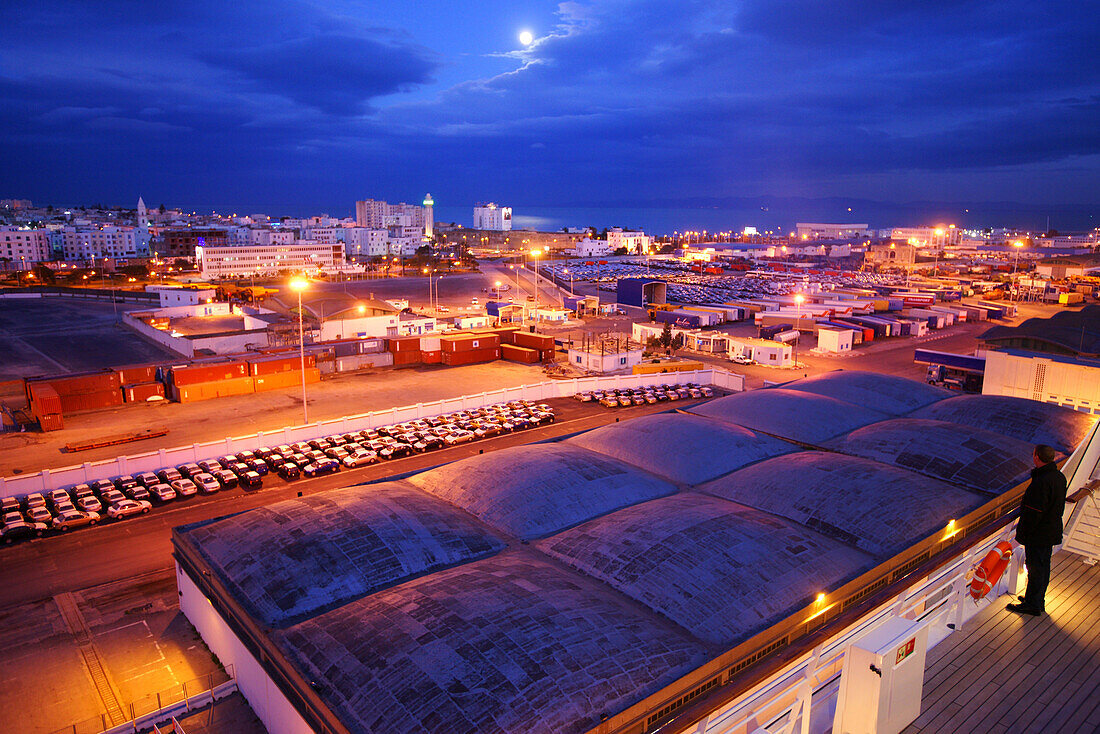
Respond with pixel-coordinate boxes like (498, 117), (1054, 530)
(289, 278), (309, 425)
(530, 249), (541, 307)
(562, 268), (573, 296)
(1012, 241), (1024, 306)
(794, 293), (805, 365)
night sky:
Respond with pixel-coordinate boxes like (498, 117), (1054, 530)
(1, 0), (1097, 216)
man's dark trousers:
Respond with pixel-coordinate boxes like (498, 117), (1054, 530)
(1023, 543), (1054, 611)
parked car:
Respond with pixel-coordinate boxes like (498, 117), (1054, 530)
(100, 488), (127, 506)
(124, 485), (151, 502)
(303, 459), (340, 478)
(247, 459), (270, 476)
(107, 500), (152, 519)
(343, 451), (378, 468)
(23, 493), (47, 511)
(212, 470), (239, 489)
(147, 483), (176, 503)
(26, 504), (53, 524)
(239, 471), (263, 489)
(2, 515), (46, 543)
(276, 462), (300, 480)
(113, 475), (138, 491)
(157, 468), (182, 484)
(170, 479), (198, 498)
(193, 473), (220, 494)
(197, 460), (223, 474)
(136, 472), (160, 488)
(52, 509), (100, 532)
(0, 497), (19, 515)
(176, 463), (202, 479)
(76, 493), (103, 514)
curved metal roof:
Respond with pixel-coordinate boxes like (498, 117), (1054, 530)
(567, 412), (796, 485)
(979, 305), (1100, 357)
(537, 494), (872, 646)
(182, 482), (502, 628)
(276, 554), (707, 734)
(700, 452), (986, 557)
(780, 371), (950, 415)
(909, 394), (1098, 454)
(406, 443), (676, 540)
(689, 388), (890, 444)
(824, 418), (1037, 493)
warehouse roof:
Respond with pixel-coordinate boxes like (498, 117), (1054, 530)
(406, 443), (676, 540)
(567, 412), (796, 485)
(910, 394), (1098, 454)
(824, 418), (1037, 494)
(779, 371), (950, 415)
(980, 305), (1100, 357)
(700, 452), (986, 557)
(689, 388), (890, 444)
(537, 493), (872, 646)
(276, 554), (707, 734)
(181, 483), (502, 628)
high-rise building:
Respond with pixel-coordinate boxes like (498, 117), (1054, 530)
(355, 198), (430, 231)
(473, 203), (511, 231)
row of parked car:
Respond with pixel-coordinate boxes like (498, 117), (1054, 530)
(574, 382), (714, 408)
(1, 400), (558, 545)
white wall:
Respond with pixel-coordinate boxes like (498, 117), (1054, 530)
(983, 350), (1100, 414)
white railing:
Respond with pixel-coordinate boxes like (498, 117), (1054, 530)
(680, 521), (1021, 734)
(0, 368), (744, 498)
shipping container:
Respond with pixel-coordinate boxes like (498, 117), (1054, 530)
(247, 354), (316, 376)
(501, 344), (540, 364)
(393, 350), (422, 367)
(171, 361), (248, 386)
(420, 336), (441, 352)
(116, 364), (157, 384)
(388, 336), (421, 353)
(252, 368), (321, 393)
(29, 383), (62, 417)
(26, 370), (121, 401)
(59, 389), (124, 413)
(173, 376), (255, 403)
(39, 413), (63, 432)
(441, 348), (500, 366)
(440, 334), (501, 352)
(421, 350), (442, 364)
(359, 338), (386, 354)
(123, 382), (166, 402)
(512, 331), (554, 351)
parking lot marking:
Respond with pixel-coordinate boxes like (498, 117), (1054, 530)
(54, 592), (128, 726)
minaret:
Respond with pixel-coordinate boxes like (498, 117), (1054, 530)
(422, 193), (434, 240)
(136, 196), (151, 256)
(137, 196), (148, 228)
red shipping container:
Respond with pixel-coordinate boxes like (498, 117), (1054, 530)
(421, 350), (442, 364)
(123, 382), (166, 402)
(441, 347), (500, 366)
(173, 376), (255, 403)
(116, 364), (157, 384)
(393, 350), (422, 366)
(59, 389), (124, 413)
(441, 334), (500, 353)
(388, 337), (421, 352)
(513, 332), (554, 351)
(27, 371), (120, 400)
(501, 344), (539, 364)
(39, 413), (64, 432)
(253, 368), (321, 392)
(248, 354), (315, 376)
(29, 384), (62, 417)
(171, 361), (248, 386)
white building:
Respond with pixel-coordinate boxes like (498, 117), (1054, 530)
(573, 238), (613, 257)
(795, 223), (870, 240)
(145, 285), (217, 307)
(607, 228), (653, 254)
(982, 350), (1100, 415)
(891, 226), (962, 248)
(567, 338), (643, 373)
(303, 227), (338, 244)
(60, 226), (139, 261)
(196, 242), (360, 279)
(341, 228), (389, 258)
(815, 326), (854, 354)
(728, 337), (794, 367)
(355, 198), (430, 231)
(0, 226), (52, 264)
(474, 203), (512, 231)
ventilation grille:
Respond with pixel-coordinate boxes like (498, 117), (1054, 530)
(646, 676), (722, 728)
(891, 551), (931, 582)
(842, 575), (890, 612)
(1032, 363), (1046, 400)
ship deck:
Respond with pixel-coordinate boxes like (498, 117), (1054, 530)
(902, 551), (1100, 733)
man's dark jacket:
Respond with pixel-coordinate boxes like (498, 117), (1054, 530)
(1015, 461), (1068, 546)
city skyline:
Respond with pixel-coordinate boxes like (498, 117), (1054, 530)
(1, 0), (1098, 214)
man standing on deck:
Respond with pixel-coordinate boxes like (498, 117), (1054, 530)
(1007, 444), (1067, 617)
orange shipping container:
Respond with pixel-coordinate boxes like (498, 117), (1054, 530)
(440, 334), (501, 353)
(174, 376), (255, 403)
(513, 331), (554, 351)
(421, 350), (442, 364)
(501, 344), (539, 364)
(123, 382), (166, 402)
(393, 351), (422, 367)
(172, 361), (249, 386)
(39, 413), (64, 432)
(253, 368), (321, 392)
(441, 348), (500, 366)
(248, 354), (316, 376)
(59, 390), (123, 413)
(116, 364), (157, 384)
(388, 336), (422, 352)
(29, 383), (63, 417)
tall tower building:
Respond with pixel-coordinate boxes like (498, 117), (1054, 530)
(423, 194), (434, 240)
(136, 196), (152, 256)
(137, 196), (148, 228)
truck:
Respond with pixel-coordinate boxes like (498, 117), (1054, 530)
(915, 348), (985, 393)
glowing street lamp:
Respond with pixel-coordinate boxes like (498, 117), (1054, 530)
(530, 249), (542, 307)
(1012, 240), (1024, 305)
(289, 278), (310, 425)
(794, 293), (805, 363)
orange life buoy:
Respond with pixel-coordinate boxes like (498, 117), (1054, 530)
(969, 541), (1013, 600)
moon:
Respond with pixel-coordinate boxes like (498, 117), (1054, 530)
(519, 30), (534, 46)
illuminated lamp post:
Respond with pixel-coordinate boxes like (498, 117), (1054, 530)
(530, 249), (541, 307)
(1012, 240), (1024, 306)
(290, 278), (309, 425)
(794, 293), (804, 365)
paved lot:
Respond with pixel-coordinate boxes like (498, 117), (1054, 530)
(0, 360), (549, 477)
(0, 298), (179, 382)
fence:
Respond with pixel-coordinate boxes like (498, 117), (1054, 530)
(0, 368), (744, 498)
(682, 521), (1021, 734)
(49, 667), (236, 734)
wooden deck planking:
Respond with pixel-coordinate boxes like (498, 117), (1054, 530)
(901, 551), (1100, 734)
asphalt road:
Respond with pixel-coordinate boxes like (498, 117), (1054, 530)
(0, 395), (706, 610)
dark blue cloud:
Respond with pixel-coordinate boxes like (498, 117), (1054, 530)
(0, 0), (1097, 213)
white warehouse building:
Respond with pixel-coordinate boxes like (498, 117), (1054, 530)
(196, 242), (362, 279)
